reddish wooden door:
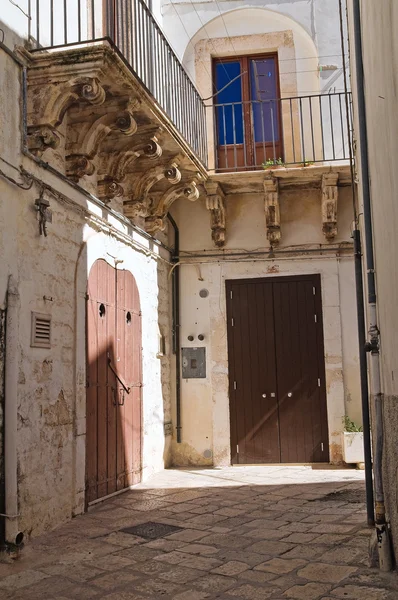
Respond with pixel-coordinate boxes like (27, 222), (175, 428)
(86, 260), (142, 505)
(226, 275), (329, 465)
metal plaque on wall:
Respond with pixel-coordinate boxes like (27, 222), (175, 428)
(182, 347), (206, 378)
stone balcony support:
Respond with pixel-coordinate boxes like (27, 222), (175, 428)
(264, 177), (281, 246)
(20, 43), (207, 231)
(321, 173), (339, 240)
(205, 182), (226, 248)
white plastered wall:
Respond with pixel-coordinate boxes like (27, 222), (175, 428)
(0, 47), (172, 538)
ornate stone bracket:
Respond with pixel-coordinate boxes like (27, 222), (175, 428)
(264, 177), (281, 246)
(65, 100), (141, 182)
(97, 135), (163, 202)
(143, 180), (201, 233)
(24, 45), (208, 215)
(205, 182), (226, 248)
(27, 76), (108, 156)
(321, 173), (339, 240)
(123, 160), (184, 220)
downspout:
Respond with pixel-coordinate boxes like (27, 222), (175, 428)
(4, 276), (23, 547)
(352, 0), (392, 571)
(0, 300), (6, 551)
(167, 214), (182, 443)
(338, 0), (374, 527)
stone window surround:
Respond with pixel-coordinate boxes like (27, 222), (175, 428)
(194, 30), (299, 170)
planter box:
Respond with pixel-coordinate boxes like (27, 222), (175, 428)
(342, 432), (364, 465)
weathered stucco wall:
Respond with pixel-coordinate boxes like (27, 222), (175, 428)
(161, 0), (348, 96)
(348, 0), (398, 559)
(0, 47), (172, 539)
(170, 183), (360, 466)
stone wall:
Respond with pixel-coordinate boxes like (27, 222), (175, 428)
(0, 46), (172, 539)
(169, 183), (360, 467)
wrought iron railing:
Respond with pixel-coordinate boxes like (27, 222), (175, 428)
(28, 0), (208, 166)
(213, 92), (352, 172)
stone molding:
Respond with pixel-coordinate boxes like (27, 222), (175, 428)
(264, 177), (281, 246)
(321, 173), (339, 240)
(205, 182), (226, 248)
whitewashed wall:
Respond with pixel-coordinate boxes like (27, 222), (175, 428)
(0, 47), (172, 538)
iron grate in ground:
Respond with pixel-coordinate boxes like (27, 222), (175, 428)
(120, 522), (183, 540)
(310, 489), (366, 503)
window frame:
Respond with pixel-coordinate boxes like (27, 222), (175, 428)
(213, 52), (283, 170)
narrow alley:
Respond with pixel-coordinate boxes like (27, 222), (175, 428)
(0, 467), (396, 599)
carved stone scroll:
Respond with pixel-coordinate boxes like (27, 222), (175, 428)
(97, 179), (124, 204)
(205, 182), (226, 248)
(321, 173), (339, 240)
(144, 180), (200, 233)
(264, 177), (281, 246)
(27, 126), (60, 156)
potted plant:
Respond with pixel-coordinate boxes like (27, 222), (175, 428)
(342, 415), (364, 468)
(262, 157), (285, 170)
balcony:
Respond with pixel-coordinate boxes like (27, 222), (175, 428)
(28, 0), (207, 166)
(213, 92), (352, 172)
(22, 0), (208, 233)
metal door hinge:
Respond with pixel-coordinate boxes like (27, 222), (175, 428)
(236, 445), (239, 454)
(318, 378), (321, 387)
(321, 442), (324, 452)
(313, 286), (316, 295)
(231, 318), (234, 327)
(230, 290), (233, 299)
(314, 314), (317, 323)
(233, 381), (237, 390)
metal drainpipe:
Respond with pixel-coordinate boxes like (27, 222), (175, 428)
(352, 0), (392, 571)
(338, 0), (374, 527)
(4, 276), (23, 547)
(167, 214), (182, 443)
(0, 302), (6, 551)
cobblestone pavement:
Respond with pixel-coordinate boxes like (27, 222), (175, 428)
(0, 466), (397, 599)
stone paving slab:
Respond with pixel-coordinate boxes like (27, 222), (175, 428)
(0, 466), (397, 599)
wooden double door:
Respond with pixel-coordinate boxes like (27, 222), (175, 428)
(86, 260), (142, 505)
(226, 275), (329, 464)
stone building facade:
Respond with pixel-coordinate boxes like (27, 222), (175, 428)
(0, 0), (361, 546)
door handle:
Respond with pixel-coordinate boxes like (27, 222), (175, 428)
(270, 392), (276, 398)
(288, 392), (292, 397)
(262, 393), (267, 398)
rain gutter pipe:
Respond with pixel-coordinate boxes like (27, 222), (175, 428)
(338, 0), (374, 527)
(167, 214), (182, 443)
(352, 0), (392, 571)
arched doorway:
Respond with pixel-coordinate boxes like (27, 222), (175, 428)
(86, 259), (142, 505)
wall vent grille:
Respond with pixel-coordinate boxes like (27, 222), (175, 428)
(31, 312), (51, 348)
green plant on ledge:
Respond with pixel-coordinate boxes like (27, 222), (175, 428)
(342, 415), (363, 432)
(262, 157), (285, 169)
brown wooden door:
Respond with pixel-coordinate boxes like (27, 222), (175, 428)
(86, 260), (142, 505)
(226, 275), (329, 465)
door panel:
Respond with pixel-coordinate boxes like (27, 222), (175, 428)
(86, 260), (142, 505)
(227, 275), (329, 465)
(227, 281), (279, 464)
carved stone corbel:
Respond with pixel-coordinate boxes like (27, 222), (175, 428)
(145, 180), (200, 233)
(65, 101), (140, 181)
(97, 180), (124, 204)
(66, 156), (95, 182)
(264, 177), (281, 245)
(98, 136), (162, 192)
(321, 173), (339, 240)
(26, 76), (107, 156)
(205, 182), (226, 248)
(27, 126), (60, 156)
